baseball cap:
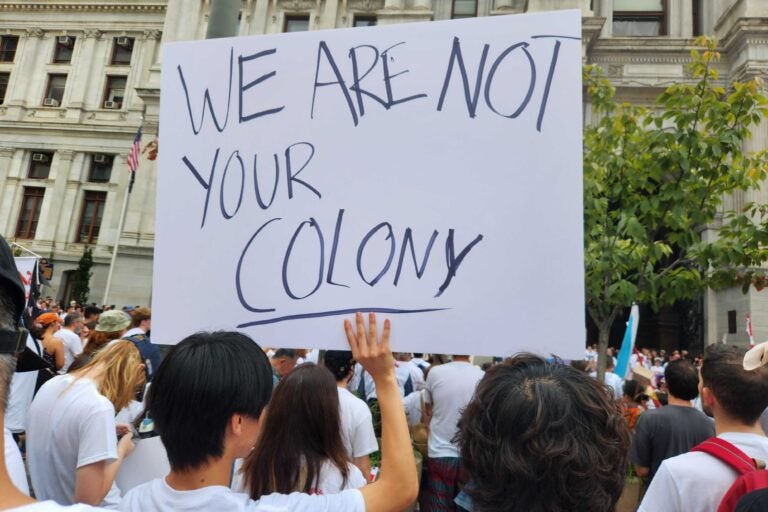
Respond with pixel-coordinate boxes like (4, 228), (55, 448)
(95, 310), (132, 332)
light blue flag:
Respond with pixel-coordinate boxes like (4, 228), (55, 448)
(615, 304), (640, 379)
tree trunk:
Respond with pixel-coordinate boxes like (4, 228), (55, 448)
(597, 321), (610, 381)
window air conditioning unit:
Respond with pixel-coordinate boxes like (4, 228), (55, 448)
(93, 154), (110, 164)
(116, 37), (132, 47)
(42, 98), (59, 107)
(57, 36), (73, 46)
(103, 100), (119, 109)
(32, 153), (49, 163)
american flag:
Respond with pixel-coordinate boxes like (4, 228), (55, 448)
(747, 313), (755, 346)
(127, 127), (142, 173)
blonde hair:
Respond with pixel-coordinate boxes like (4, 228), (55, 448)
(73, 340), (146, 411)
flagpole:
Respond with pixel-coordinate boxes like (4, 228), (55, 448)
(102, 127), (140, 306)
(102, 177), (131, 306)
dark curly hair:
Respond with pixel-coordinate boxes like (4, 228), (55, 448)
(455, 353), (630, 512)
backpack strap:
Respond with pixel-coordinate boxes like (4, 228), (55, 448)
(691, 438), (759, 475)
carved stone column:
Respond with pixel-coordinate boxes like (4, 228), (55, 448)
(7, 28), (45, 107)
(68, 29), (102, 109)
(36, 150), (74, 242)
(0, 147), (18, 234)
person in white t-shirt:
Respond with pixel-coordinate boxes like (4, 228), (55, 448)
(640, 344), (768, 512)
(238, 363), (367, 496)
(56, 312), (84, 373)
(27, 341), (146, 508)
(421, 355), (484, 511)
(590, 355), (624, 400)
(395, 353), (425, 394)
(0, 234), (106, 512)
(323, 350), (379, 479)
(120, 313), (418, 512)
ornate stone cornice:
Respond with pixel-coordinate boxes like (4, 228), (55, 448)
(347, 0), (384, 12)
(280, 0), (316, 12)
(142, 29), (162, 40)
(84, 29), (103, 39)
(0, 2), (166, 13)
(24, 27), (44, 38)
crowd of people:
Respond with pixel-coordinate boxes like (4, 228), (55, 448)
(2, 232), (768, 511)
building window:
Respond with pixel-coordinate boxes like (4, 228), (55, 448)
(53, 35), (75, 63)
(284, 15), (310, 32)
(613, 0), (667, 36)
(354, 16), (377, 27)
(111, 37), (134, 65)
(0, 36), (18, 62)
(28, 152), (53, 179)
(0, 72), (9, 105)
(692, 0), (701, 36)
(102, 76), (126, 109)
(89, 154), (113, 182)
(728, 310), (737, 334)
(452, 0), (477, 19)
(43, 74), (67, 107)
(15, 187), (45, 239)
(77, 191), (107, 243)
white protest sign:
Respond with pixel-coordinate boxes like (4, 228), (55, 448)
(13, 257), (35, 303)
(116, 436), (170, 494)
(154, 10), (584, 358)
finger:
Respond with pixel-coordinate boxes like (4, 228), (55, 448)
(380, 318), (391, 353)
(344, 319), (358, 357)
(368, 312), (378, 348)
(355, 312), (366, 353)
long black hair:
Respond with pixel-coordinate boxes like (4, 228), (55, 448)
(242, 363), (350, 497)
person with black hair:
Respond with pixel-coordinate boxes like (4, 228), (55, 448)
(630, 359), (714, 482)
(119, 312), (418, 511)
(640, 345), (768, 512)
(324, 350), (378, 478)
(239, 364), (367, 496)
(454, 354), (630, 512)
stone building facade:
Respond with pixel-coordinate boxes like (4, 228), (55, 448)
(1, 0), (766, 348)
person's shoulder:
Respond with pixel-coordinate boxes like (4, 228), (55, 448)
(253, 489), (364, 512)
(8, 501), (107, 511)
(660, 449), (719, 477)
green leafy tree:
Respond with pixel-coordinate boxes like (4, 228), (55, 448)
(71, 246), (93, 305)
(584, 37), (768, 379)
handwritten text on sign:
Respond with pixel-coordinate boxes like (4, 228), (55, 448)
(154, 11), (585, 358)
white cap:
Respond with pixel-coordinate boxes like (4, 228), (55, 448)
(743, 341), (768, 371)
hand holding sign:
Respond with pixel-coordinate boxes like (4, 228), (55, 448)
(345, 312), (394, 381)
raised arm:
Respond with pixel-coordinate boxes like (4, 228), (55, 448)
(345, 313), (419, 512)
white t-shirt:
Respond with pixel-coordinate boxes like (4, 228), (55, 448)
(397, 361), (425, 393)
(639, 432), (768, 512)
(403, 389), (425, 427)
(337, 387), (378, 459)
(423, 361), (484, 459)
(232, 459), (366, 496)
(590, 370), (623, 400)
(27, 375), (122, 509)
(55, 328), (83, 373)
(5, 333), (41, 433)
(5, 426), (29, 495)
(121, 477), (364, 511)
(9, 502), (105, 511)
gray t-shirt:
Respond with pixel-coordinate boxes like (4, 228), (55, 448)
(629, 405), (715, 481)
